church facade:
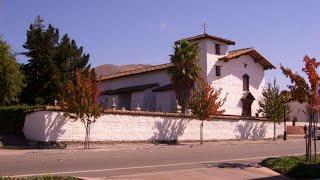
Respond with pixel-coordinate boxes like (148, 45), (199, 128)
(98, 34), (275, 116)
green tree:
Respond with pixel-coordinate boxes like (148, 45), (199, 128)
(22, 16), (60, 104)
(169, 40), (201, 112)
(0, 38), (24, 105)
(60, 68), (101, 149)
(258, 79), (290, 141)
(55, 34), (90, 89)
(190, 77), (226, 144)
(22, 16), (90, 105)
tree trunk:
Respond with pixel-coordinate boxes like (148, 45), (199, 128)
(200, 120), (204, 145)
(313, 112), (317, 163)
(315, 112), (318, 162)
(84, 122), (87, 149)
(313, 120), (316, 163)
(305, 125), (308, 160)
(273, 122), (276, 141)
(307, 113), (312, 162)
(84, 123), (88, 149)
(84, 121), (91, 149)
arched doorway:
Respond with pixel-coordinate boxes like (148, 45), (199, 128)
(242, 91), (255, 117)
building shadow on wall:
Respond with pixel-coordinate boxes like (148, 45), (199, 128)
(42, 113), (68, 149)
(151, 118), (188, 145)
(235, 122), (267, 140)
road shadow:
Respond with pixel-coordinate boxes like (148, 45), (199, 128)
(151, 118), (188, 145)
(249, 176), (289, 180)
(205, 162), (262, 169)
(0, 132), (67, 149)
(0, 112), (68, 149)
(235, 122), (267, 140)
(0, 132), (29, 149)
(204, 162), (288, 180)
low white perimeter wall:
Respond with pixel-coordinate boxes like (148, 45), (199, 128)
(23, 111), (284, 142)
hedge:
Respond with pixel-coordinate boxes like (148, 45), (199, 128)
(0, 105), (44, 134)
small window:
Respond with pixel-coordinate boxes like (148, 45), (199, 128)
(243, 74), (249, 91)
(216, 66), (221, 77)
(215, 44), (221, 55)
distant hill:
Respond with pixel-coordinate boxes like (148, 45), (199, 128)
(94, 64), (151, 77)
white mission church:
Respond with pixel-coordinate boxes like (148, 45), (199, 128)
(98, 33), (275, 117)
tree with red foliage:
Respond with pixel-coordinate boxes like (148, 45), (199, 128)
(281, 65), (310, 103)
(60, 68), (101, 149)
(190, 77), (226, 144)
(281, 55), (318, 163)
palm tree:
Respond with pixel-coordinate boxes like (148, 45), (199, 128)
(169, 40), (201, 112)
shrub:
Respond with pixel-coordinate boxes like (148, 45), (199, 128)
(262, 155), (320, 178)
(0, 105), (44, 134)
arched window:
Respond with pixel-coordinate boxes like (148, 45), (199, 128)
(243, 74), (249, 91)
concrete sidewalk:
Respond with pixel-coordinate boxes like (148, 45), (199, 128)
(0, 138), (307, 157)
(0, 138), (304, 156)
(89, 165), (287, 180)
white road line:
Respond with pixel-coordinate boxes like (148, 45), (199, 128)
(9, 153), (312, 178)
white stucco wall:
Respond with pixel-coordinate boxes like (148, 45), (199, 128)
(288, 101), (308, 122)
(193, 38), (266, 116)
(23, 111), (284, 142)
(207, 55), (265, 116)
(192, 38), (229, 79)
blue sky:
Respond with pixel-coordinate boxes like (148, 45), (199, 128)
(0, 0), (319, 89)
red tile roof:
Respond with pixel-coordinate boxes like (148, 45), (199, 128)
(101, 83), (159, 95)
(219, 48), (276, 70)
(100, 48), (275, 81)
(177, 33), (235, 45)
(100, 63), (173, 81)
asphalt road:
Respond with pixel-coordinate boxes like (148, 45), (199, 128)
(0, 139), (319, 178)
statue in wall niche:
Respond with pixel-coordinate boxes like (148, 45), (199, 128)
(136, 103), (141, 111)
(54, 99), (58, 107)
(121, 107), (126, 111)
(176, 100), (182, 113)
(102, 98), (108, 109)
(112, 97), (117, 110)
(186, 108), (192, 115)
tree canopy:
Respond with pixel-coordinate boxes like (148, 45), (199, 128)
(258, 79), (290, 141)
(22, 16), (90, 105)
(190, 77), (226, 120)
(169, 40), (201, 112)
(60, 68), (101, 149)
(258, 79), (289, 123)
(281, 55), (319, 163)
(189, 77), (226, 144)
(0, 38), (24, 105)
